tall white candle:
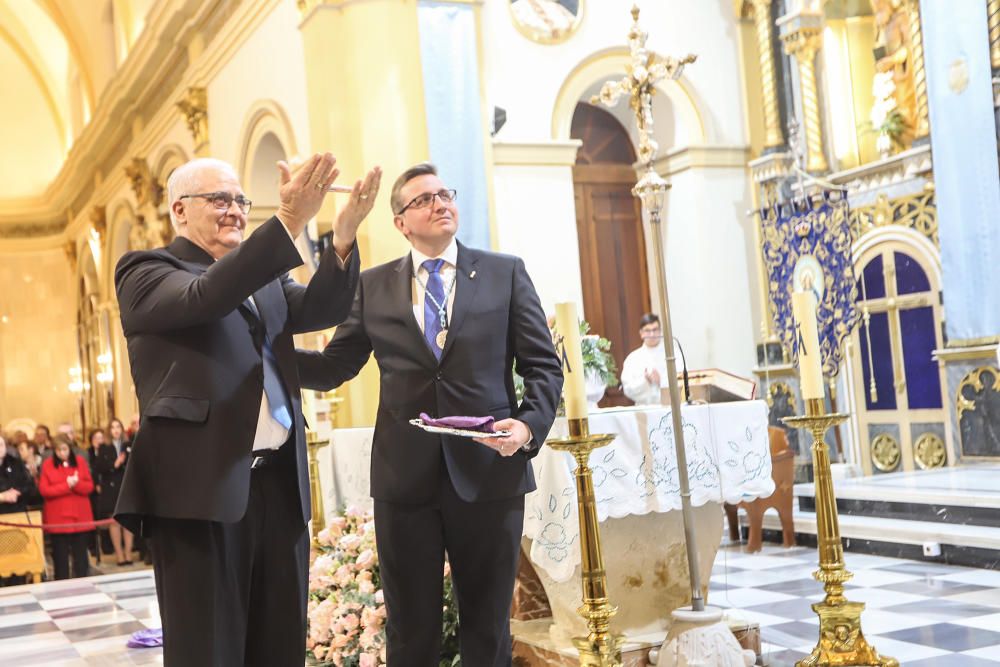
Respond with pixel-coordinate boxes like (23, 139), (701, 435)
(555, 302), (588, 420)
(791, 291), (825, 400)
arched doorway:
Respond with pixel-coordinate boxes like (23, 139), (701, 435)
(850, 241), (950, 475)
(571, 102), (651, 406)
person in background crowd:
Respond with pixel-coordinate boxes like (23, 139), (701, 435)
(34, 424), (54, 459)
(0, 435), (41, 586)
(1, 435), (40, 514)
(17, 441), (44, 480)
(11, 430), (29, 449)
(39, 434), (95, 580)
(91, 420), (134, 565)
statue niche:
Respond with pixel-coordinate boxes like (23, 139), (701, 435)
(871, 0), (916, 150)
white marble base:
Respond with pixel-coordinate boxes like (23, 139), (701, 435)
(526, 503), (724, 642)
(650, 607), (755, 667)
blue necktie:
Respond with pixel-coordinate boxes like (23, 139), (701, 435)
(422, 259), (446, 360)
(245, 298), (293, 429)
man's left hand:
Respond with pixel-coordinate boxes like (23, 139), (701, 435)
(333, 167), (383, 259)
(473, 419), (532, 457)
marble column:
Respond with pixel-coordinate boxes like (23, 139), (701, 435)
(297, 0), (430, 428)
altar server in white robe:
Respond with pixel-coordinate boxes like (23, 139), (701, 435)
(620, 313), (682, 405)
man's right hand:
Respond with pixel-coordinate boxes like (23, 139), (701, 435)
(275, 152), (341, 238)
(0, 489), (19, 503)
(645, 368), (661, 386)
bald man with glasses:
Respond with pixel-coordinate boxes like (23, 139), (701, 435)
(115, 154), (381, 666)
(296, 161), (563, 667)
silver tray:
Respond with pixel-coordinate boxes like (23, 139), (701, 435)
(408, 419), (511, 439)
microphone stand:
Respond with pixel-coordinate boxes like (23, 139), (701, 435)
(673, 336), (691, 404)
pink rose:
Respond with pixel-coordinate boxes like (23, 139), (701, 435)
(356, 549), (376, 569)
(374, 590), (384, 605)
(360, 653), (378, 667)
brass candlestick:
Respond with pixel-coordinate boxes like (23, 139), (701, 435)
(307, 430), (330, 541)
(547, 417), (623, 667)
(783, 399), (898, 667)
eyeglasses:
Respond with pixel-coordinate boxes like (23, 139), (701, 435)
(396, 189), (457, 215)
(179, 191), (252, 215)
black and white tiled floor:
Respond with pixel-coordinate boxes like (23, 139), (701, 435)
(3, 544), (1000, 665)
(712, 543), (1000, 666)
(0, 569), (161, 665)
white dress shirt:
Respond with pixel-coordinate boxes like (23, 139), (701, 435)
(251, 220), (350, 451)
(410, 238), (459, 333)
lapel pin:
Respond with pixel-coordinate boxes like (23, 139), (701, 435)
(470, 270), (477, 279)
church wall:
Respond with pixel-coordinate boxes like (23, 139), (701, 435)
(482, 0), (757, 377)
(482, 1), (749, 147)
(0, 248), (79, 432)
(492, 161), (584, 316)
(209, 0), (312, 170)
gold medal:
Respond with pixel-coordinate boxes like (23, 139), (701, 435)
(436, 329), (448, 349)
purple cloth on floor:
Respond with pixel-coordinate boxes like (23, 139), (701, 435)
(419, 412), (496, 433)
(127, 628), (163, 648)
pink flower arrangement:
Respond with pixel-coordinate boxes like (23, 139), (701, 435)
(307, 506), (459, 666)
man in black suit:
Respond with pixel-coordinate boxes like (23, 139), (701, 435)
(115, 153), (381, 666)
(297, 162), (562, 666)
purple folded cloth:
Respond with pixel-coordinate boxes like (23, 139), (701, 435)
(127, 628), (163, 648)
(419, 412), (496, 433)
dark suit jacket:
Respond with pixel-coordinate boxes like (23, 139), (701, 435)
(114, 217), (359, 533)
(297, 242), (562, 504)
(90, 442), (129, 517)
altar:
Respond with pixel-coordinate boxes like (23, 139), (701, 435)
(316, 401), (773, 642)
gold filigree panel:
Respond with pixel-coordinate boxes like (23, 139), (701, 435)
(848, 189), (937, 248)
(913, 432), (946, 470)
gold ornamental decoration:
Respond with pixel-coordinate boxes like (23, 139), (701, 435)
(870, 433), (901, 472)
(177, 87), (209, 155)
(749, 0), (784, 149)
(847, 187), (938, 248)
(990, 0), (1000, 70)
(913, 433), (947, 469)
(956, 366), (1000, 419)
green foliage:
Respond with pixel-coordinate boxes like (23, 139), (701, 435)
(513, 319), (618, 403)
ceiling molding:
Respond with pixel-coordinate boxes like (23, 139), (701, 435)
(0, 8), (67, 150)
(36, 0), (97, 111)
(0, 0), (223, 235)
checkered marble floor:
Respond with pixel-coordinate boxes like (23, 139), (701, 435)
(712, 543), (1000, 666)
(4, 544), (1000, 666)
(0, 569), (161, 666)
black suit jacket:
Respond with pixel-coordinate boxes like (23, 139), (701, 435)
(297, 242), (562, 504)
(114, 217), (359, 533)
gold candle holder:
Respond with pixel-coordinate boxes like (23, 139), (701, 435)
(306, 430), (330, 542)
(547, 417), (623, 667)
(783, 399), (898, 667)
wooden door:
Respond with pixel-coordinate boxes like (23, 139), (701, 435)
(571, 103), (651, 406)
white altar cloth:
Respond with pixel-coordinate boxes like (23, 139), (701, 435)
(523, 401), (774, 582)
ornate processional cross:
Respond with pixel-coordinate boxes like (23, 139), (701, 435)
(590, 5), (697, 167)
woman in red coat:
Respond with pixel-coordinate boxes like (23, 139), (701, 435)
(39, 435), (95, 579)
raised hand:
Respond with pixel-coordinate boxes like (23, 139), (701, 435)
(275, 152), (340, 238)
(332, 166), (383, 258)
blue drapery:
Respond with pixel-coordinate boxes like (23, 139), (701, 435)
(416, 2), (490, 251)
(921, 0), (1000, 341)
(761, 196), (859, 378)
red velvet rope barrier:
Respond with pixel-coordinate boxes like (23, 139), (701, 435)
(0, 518), (117, 531)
